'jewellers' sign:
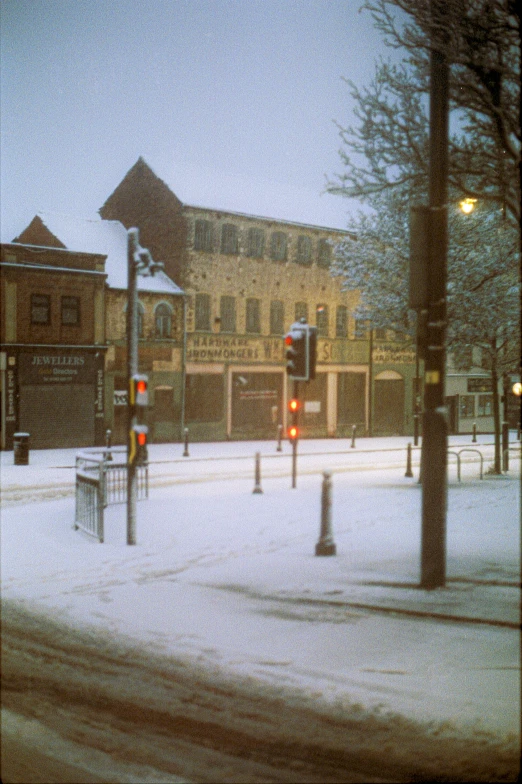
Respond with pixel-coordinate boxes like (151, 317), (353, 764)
(19, 353), (95, 384)
(187, 335), (284, 363)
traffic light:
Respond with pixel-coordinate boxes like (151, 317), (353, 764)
(288, 398), (300, 414)
(130, 374), (149, 406)
(129, 424), (148, 465)
(288, 424), (299, 440)
(285, 325), (308, 380)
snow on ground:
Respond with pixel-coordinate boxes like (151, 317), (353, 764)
(1, 437), (520, 747)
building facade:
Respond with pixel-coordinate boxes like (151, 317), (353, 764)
(0, 240), (107, 449)
(100, 158), (419, 440)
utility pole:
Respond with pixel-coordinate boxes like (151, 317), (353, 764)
(420, 0), (449, 588)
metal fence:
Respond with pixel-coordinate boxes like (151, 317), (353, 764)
(74, 448), (148, 542)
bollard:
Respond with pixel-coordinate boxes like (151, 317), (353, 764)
(472, 422), (477, 443)
(351, 425), (356, 448)
(315, 471), (336, 556)
(253, 452), (263, 494)
(502, 421), (509, 472)
(105, 429), (113, 461)
(405, 443), (413, 477)
(413, 413), (420, 447)
(277, 423), (283, 452)
(517, 425), (520, 441)
(183, 427), (189, 457)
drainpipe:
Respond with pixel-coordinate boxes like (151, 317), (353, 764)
(180, 294), (187, 441)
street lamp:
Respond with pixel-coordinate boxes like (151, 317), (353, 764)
(459, 198), (477, 214)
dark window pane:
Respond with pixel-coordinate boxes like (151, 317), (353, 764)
(31, 294), (50, 324)
(296, 235), (312, 265)
(246, 298), (261, 333)
(295, 301), (308, 324)
(221, 223), (238, 254)
(155, 303), (172, 338)
(355, 318), (369, 339)
(195, 293), (211, 331)
(270, 231), (287, 261)
(335, 305), (347, 337)
(375, 328), (387, 340)
(220, 296), (236, 332)
(185, 374), (224, 423)
(317, 239), (331, 268)
(194, 219), (213, 251)
(316, 304), (329, 336)
(270, 300), (284, 335)
(61, 296), (80, 325)
(246, 227), (265, 258)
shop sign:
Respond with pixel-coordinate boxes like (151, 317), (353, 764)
(19, 353), (95, 384)
(305, 401), (321, 413)
(373, 344), (416, 364)
(187, 335), (284, 363)
(6, 366), (16, 422)
(95, 368), (104, 418)
(114, 390), (128, 406)
(239, 389), (278, 400)
(467, 378), (492, 393)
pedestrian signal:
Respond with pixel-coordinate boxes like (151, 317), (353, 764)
(284, 324), (308, 380)
(288, 425), (299, 440)
(288, 398), (300, 413)
(129, 424), (148, 465)
(130, 374), (149, 406)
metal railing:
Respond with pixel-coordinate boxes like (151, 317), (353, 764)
(74, 448), (148, 542)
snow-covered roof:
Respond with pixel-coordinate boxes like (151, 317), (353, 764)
(34, 212), (183, 295)
(143, 157), (350, 232)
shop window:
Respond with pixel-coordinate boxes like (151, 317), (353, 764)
(61, 296), (80, 326)
(155, 303), (172, 338)
(295, 301), (308, 324)
(194, 219), (213, 252)
(317, 239), (331, 268)
(246, 227), (265, 258)
(220, 296), (236, 333)
(478, 394), (492, 416)
(270, 300), (284, 335)
(296, 235), (312, 265)
(246, 298), (261, 334)
(335, 305), (347, 338)
(31, 294), (50, 324)
(459, 395), (475, 418)
(185, 374), (224, 423)
(270, 231), (287, 261)
(195, 293), (211, 331)
(316, 304), (329, 337)
(221, 223), (238, 255)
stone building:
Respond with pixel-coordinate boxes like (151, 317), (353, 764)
(2, 213), (184, 448)
(100, 158), (418, 440)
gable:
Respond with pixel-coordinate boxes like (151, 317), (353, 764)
(13, 215), (66, 248)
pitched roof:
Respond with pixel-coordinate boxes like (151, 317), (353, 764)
(21, 212), (184, 294)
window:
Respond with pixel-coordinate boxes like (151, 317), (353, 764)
(221, 223), (238, 254)
(375, 328), (387, 341)
(478, 394), (493, 416)
(316, 304), (329, 337)
(194, 219), (213, 252)
(155, 303), (172, 338)
(270, 231), (287, 261)
(459, 395), (475, 418)
(355, 318), (369, 339)
(336, 305), (348, 338)
(195, 293), (211, 331)
(246, 298), (261, 334)
(454, 346), (472, 370)
(61, 296), (80, 326)
(317, 239), (331, 268)
(270, 300), (284, 335)
(220, 296), (236, 333)
(31, 294), (50, 324)
(246, 227), (265, 258)
(296, 235), (312, 265)
(295, 301), (308, 324)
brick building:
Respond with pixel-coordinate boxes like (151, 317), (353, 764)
(2, 213), (185, 448)
(100, 158), (418, 440)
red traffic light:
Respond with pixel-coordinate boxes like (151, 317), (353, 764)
(137, 430), (147, 446)
(136, 379), (147, 395)
(288, 425), (299, 439)
(130, 374), (149, 406)
(288, 398), (300, 412)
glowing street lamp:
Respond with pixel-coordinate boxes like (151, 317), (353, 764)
(459, 198), (477, 214)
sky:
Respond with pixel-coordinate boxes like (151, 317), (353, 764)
(0, 0), (393, 241)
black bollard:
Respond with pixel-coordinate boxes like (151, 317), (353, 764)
(183, 427), (189, 457)
(502, 421), (509, 472)
(105, 429), (113, 461)
(472, 422), (477, 443)
(277, 423), (283, 452)
(253, 452), (263, 494)
(315, 471), (336, 556)
(351, 425), (356, 448)
(405, 442), (413, 477)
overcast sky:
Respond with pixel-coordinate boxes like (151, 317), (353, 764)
(1, 0), (392, 240)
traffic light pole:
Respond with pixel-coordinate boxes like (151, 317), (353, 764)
(291, 380), (299, 488)
(127, 229), (139, 546)
(420, 0), (449, 588)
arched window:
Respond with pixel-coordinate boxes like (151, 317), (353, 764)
(155, 303), (172, 339)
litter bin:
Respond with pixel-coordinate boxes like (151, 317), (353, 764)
(14, 432), (30, 465)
